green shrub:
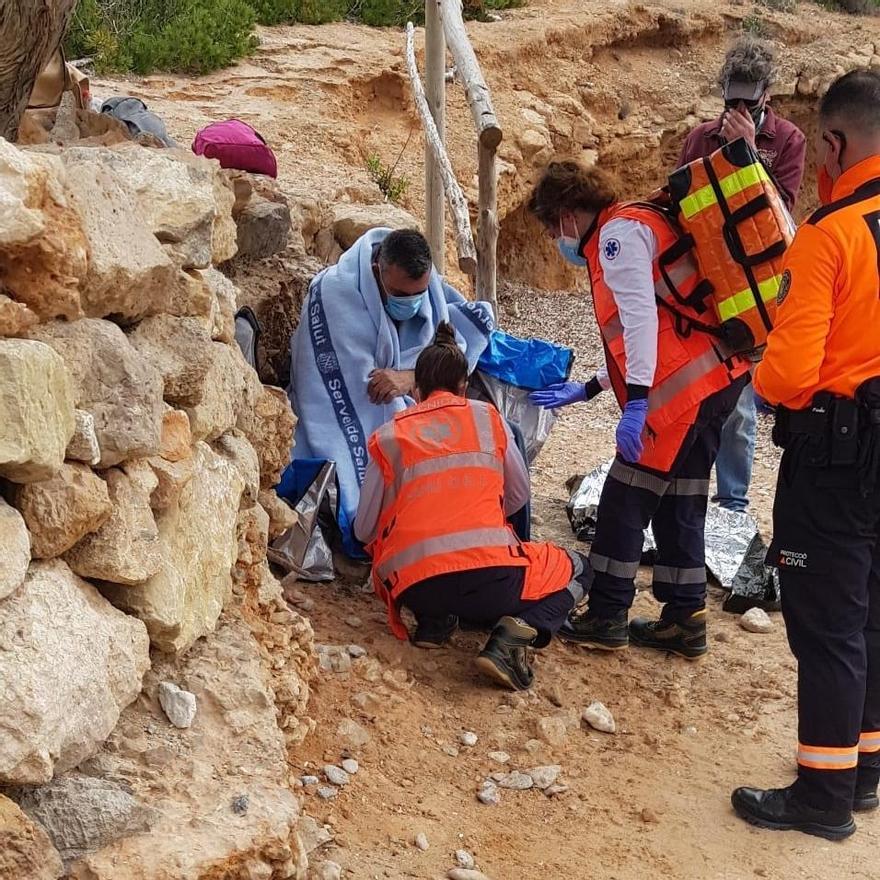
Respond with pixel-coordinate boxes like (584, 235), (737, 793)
(64, 0), (529, 74)
(128, 0), (257, 74)
(366, 153), (410, 204)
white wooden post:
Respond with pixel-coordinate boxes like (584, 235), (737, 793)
(424, 0), (446, 273)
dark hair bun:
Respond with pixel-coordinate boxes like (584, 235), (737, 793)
(433, 322), (457, 347)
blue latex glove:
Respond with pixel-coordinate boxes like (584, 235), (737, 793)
(616, 399), (648, 463)
(528, 381), (587, 409)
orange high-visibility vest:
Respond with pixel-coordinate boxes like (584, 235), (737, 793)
(668, 138), (796, 352)
(367, 392), (574, 639)
(584, 203), (750, 472)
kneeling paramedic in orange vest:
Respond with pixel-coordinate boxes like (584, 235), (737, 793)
(354, 323), (592, 690)
(731, 69), (880, 842)
(527, 159), (750, 658)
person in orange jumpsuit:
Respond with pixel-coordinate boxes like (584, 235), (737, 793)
(732, 69), (880, 841)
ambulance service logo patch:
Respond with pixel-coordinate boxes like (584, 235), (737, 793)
(776, 269), (791, 306)
(603, 239), (621, 261)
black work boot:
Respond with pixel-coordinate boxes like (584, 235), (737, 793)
(557, 610), (629, 651)
(854, 767), (880, 813)
(629, 608), (707, 659)
(731, 785), (856, 841)
(411, 615), (458, 649)
(475, 616), (537, 691)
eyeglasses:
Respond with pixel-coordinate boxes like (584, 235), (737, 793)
(378, 268), (428, 299)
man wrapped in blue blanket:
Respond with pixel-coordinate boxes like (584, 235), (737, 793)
(289, 227), (495, 554)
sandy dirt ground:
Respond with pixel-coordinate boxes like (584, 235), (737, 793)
(95, 1), (880, 875)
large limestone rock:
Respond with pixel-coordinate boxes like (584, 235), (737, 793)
(11, 775), (156, 865)
(159, 407), (192, 462)
(60, 156), (182, 321)
(235, 195), (291, 260)
(0, 142), (87, 322)
(61, 146), (234, 271)
(14, 463), (112, 559)
(203, 266), (237, 344)
(64, 464), (161, 586)
(65, 617), (302, 880)
(0, 499), (30, 600)
(0, 560), (150, 785)
(0, 794), (64, 880)
(189, 343), (261, 442)
(331, 202), (420, 250)
(128, 315), (215, 406)
(101, 443), (245, 654)
(0, 293), (38, 337)
(0, 339), (75, 482)
(213, 430), (260, 510)
(238, 385), (296, 489)
(128, 314), (259, 442)
(259, 489), (296, 541)
(30, 319), (164, 468)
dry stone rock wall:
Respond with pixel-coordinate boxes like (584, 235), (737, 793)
(0, 134), (315, 879)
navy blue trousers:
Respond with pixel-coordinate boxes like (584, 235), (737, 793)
(770, 434), (880, 812)
(401, 555), (591, 648)
(588, 377), (747, 621)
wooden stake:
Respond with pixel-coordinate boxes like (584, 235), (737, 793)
(438, 0), (502, 150)
(477, 139), (498, 319)
(424, 0), (446, 273)
(405, 22), (477, 276)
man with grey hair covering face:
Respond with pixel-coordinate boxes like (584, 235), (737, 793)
(678, 37), (806, 518)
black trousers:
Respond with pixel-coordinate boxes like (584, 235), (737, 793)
(588, 376), (747, 620)
(400, 555), (591, 648)
(770, 435), (880, 812)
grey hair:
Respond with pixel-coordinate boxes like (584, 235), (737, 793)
(718, 37), (776, 88)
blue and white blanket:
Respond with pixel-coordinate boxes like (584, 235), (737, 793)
(288, 227), (495, 552)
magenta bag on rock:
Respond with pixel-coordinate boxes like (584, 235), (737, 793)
(192, 119), (278, 178)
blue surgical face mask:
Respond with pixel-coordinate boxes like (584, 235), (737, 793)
(556, 217), (587, 266)
(385, 292), (425, 321)
(556, 215), (587, 267)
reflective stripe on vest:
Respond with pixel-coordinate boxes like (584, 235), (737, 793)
(374, 526), (519, 583)
(717, 274), (781, 323)
(647, 347), (726, 415)
(679, 162), (772, 221)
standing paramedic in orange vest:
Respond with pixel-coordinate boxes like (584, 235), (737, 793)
(527, 159), (750, 659)
(731, 70), (880, 842)
(354, 323), (592, 691)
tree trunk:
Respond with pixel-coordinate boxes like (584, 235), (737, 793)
(0, 0), (77, 142)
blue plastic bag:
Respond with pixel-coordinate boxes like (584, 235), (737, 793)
(476, 330), (573, 390)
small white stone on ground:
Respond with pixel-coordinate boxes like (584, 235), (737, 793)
(347, 644), (367, 658)
(477, 782), (500, 806)
(498, 771), (534, 791)
(443, 745), (460, 757)
(341, 758), (359, 775)
(337, 718), (371, 749)
(488, 751), (510, 764)
(740, 607), (774, 634)
(345, 615), (362, 627)
(455, 849), (476, 869)
(316, 786), (338, 800)
(544, 784), (569, 798)
(315, 861), (342, 880)
(323, 765), (350, 786)
(536, 715), (568, 746)
(459, 731), (478, 747)
(582, 701), (616, 734)
(527, 765), (561, 789)
(448, 869), (492, 880)
(301, 775), (319, 786)
(414, 832), (429, 851)
(157, 681), (197, 729)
